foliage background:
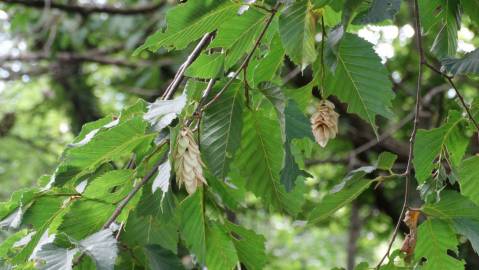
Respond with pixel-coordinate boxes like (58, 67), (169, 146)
(0, 0), (479, 269)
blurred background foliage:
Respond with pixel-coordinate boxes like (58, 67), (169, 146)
(0, 0), (478, 269)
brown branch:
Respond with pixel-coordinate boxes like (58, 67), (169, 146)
(376, 0), (423, 267)
(0, 52), (173, 68)
(162, 32), (215, 100)
(423, 62), (479, 133)
(0, 0), (165, 15)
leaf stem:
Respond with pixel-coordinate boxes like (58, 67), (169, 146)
(376, 0), (423, 267)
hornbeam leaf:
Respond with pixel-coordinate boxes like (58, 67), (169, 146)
(279, 0), (317, 69)
(143, 94), (187, 132)
(252, 34), (285, 86)
(185, 53), (224, 79)
(453, 218), (479, 256)
(178, 189), (206, 264)
(322, 34), (395, 135)
(144, 245), (184, 270)
(58, 201), (115, 241)
(151, 159), (172, 197)
(413, 111), (468, 184)
(235, 104), (305, 214)
(205, 224), (239, 270)
(419, 0), (460, 58)
(201, 83), (243, 180)
(135, 1), (240, 53)
(308, 178), (373, 224)
(415, 219), (464, 270)
(422, 191), (479, 221)
(442, 49), (479, 76)
(458, 156), (479, 206)
(224, 222), (266, 270)
(36, 244), (78, 270)
(352, 0), (401, 24)
(54, 117), (154, 186)
(209, 7), (268, 68)
(83, 170), (135, 203)
(77, 229), (118, 270)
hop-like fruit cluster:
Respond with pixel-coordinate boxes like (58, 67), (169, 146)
(174, 127), (207, 194)
(310, 100), (339, 147)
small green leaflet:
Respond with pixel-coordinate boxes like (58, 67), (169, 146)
(308, 167), (374, 224)
(134, 1), (240, 53)
(185, 53), (224, 79)
(322, 34), (395, 135)
(279, 0), (317, 69)
(352, 0), (402, 24)
(442, 48), (479, 76)
(458, 156), (479, 206)
(413, 111), (468, 184)
(376, 152), (398, 171)
(415, 219), (464, 270)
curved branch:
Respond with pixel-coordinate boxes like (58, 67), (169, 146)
(0, 0), (165, 15)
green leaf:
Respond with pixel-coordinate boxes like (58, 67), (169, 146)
(458, 156), (479, 206)
(453, 218), (479, 255)
(224, 222), (266, 270)
(36, 243), (78, 270)
(280, 100), (314, 191)
(352, 0), (401, 24)
(201, 83), (244, 180)
(178, 190), (206, 263)
(205, 224), (238, 270)
(252, 34), (285, 86)
(0, 229), (28, 258)
(135, 1), (240, 53)
(236, 105), (305, 214)
(54, 117), (154, 186)
(209, 7), (268, 68)
(413, 111), (468, 183)
(76, 229), (118, 270)
(143, 94), (187, 132)
(415, 219), (464, 270)
(422, 191), (479, 221)
(22, 196), (64, 229)
(376, 152), (398, 171)
(309, 175), (373, 223)
(462, 0), (479, 24)
(185, 53), (224, 79)
(144, 245), (184, 270)
(442, 49), (479, 75)
(322, 34), (395, 134)
(83, 170), (135, 203)
(279, 0), (317, 69)
(58, 201), (115, 241)
(419, 0), (460, 58)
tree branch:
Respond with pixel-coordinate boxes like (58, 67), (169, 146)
(376, 0), (424, 267)
(0, 0), (165, 15)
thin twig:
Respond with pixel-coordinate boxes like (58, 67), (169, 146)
(186, 78), (216, 127)
(423, 63), (479, 133)
(162, 33), (215, 100)
(376, 0), (423, 267)
(202, 3), (281, 111)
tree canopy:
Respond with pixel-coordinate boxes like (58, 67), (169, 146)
(1, 0), (479, 269)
